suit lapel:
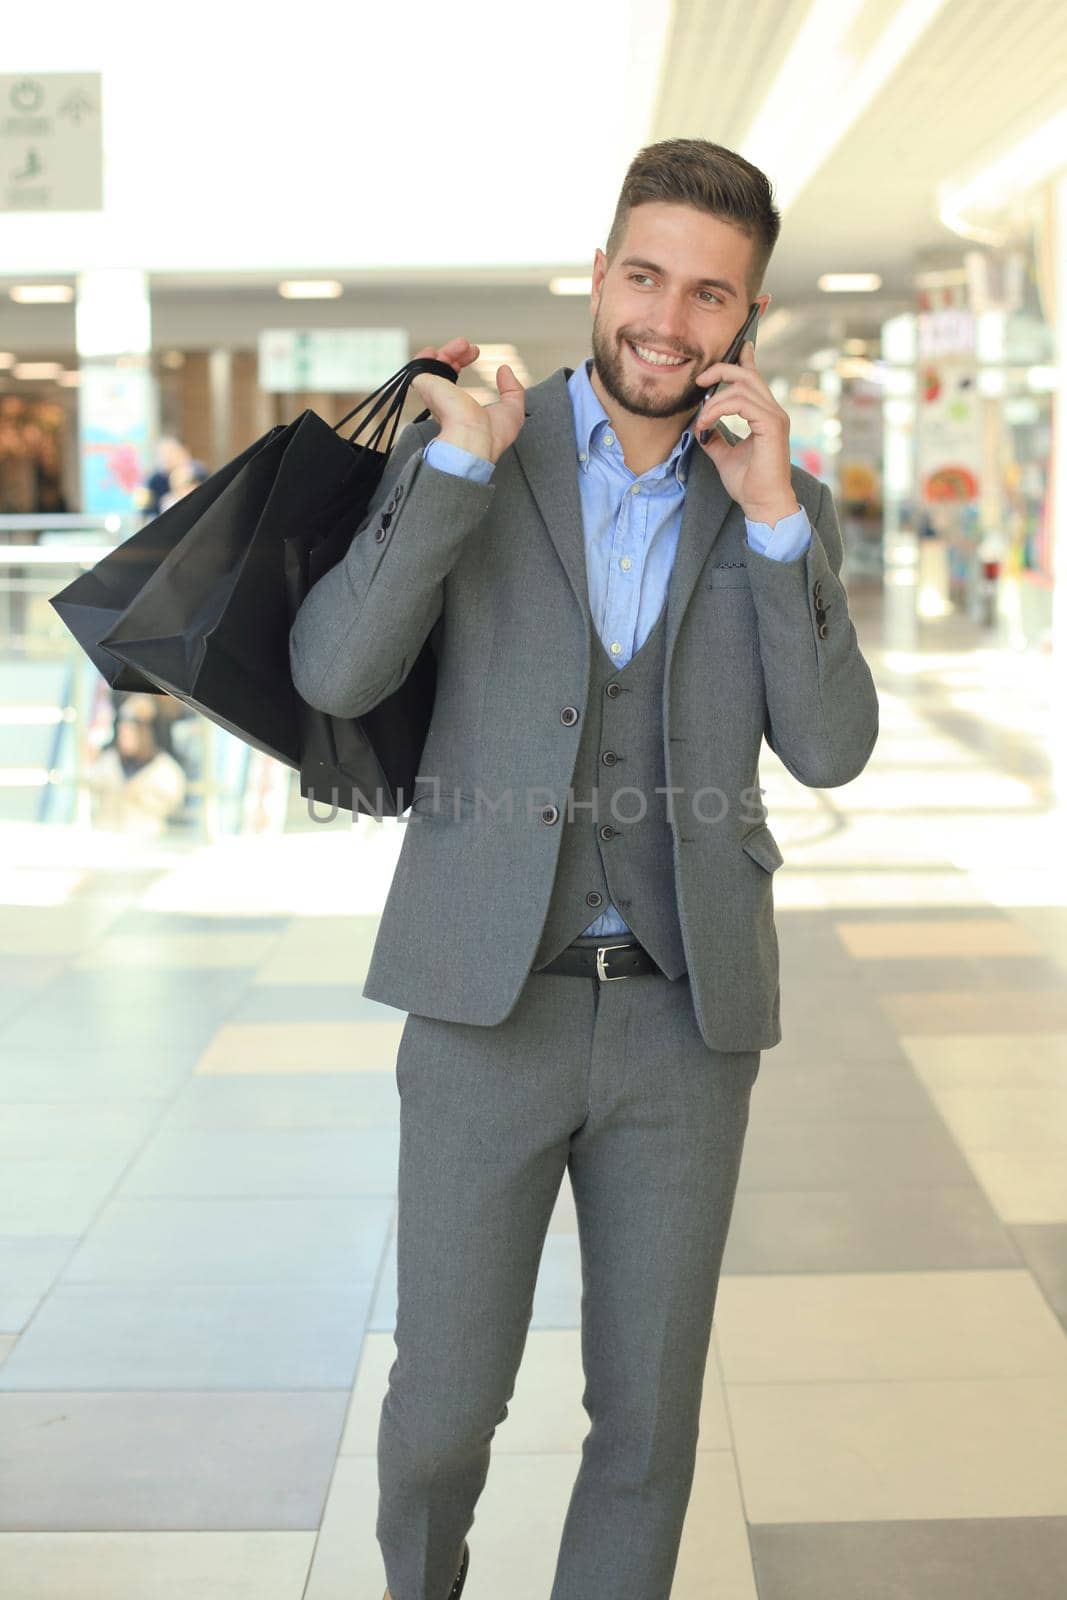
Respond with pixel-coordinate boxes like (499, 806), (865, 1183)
(511, 364), (737, 681)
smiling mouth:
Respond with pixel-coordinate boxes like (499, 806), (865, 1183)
(626, 340), (690, 373)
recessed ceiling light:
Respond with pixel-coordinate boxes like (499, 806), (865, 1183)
(9, 285), (75, 304)
(817, 274), (882, 293)
(278, 280), (344, 299)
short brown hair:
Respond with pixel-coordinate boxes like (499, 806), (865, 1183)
(604, 138), (781, 305)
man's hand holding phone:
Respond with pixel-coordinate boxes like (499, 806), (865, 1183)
(409, 337), (526, 466)
(694, 309), (799, 526)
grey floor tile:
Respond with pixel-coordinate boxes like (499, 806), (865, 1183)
(120, 1127), (401, 1197)
(0, 1237), (79, 1333)
(106, 910), (292, 936)
(158, 1072), (400, 1131)
(752, 1060), (937, 1121)
(721, 1186), (1020, 1273)
(0, 1390), (347, 1530)
(0, 1152), (140, 1236)
(227, 984), (407, 1024)
(7, 965), (254, 1015)
(738, 1116), (978, 1191)
(0, 1283), (373, 1390)
(63, 1194), (394, 1286)
(854, 954), (1067, 993)
(0, 1101), (162, 1160)
(748, 1516), (1067, 1600)
(0, 1056), (197, 1103)
(1012, 1223), (1067, 1329)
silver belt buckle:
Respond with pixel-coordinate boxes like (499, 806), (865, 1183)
(596, 942), (632, 982)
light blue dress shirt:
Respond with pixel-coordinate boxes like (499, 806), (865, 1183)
(419, 356), (811, 939)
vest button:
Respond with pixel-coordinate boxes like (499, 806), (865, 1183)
(585, 891), (603, 908)
(605, 682), (621, 698)
(374, 525), (388, 543)
(560, 706), (579, 725)
(599, 825), (615, 841)
(601, 750), (618, 766)
(540, 804), (560, 825)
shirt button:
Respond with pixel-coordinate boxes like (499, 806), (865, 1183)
(579, 451), (588, 461)
(620, 556), (632, 571)
(630, 484), (640, 495)
(610, 641), (621, 655)
(604, 433), (614, 446)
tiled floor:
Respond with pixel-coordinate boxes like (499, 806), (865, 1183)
(2, 589), (1067, 1597)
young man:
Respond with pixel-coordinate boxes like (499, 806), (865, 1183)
(290, 137), (879, 1600)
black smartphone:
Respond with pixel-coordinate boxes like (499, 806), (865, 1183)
(697, 300), (761, 446)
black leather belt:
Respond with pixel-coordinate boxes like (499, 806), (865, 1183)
(538, 937), (662, 982)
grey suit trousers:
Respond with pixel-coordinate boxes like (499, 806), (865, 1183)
(376, 953), (762, 1600)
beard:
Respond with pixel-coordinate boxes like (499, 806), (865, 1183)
(590, 311), (709, 422)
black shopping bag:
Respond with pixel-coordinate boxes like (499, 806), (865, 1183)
(68, 356), (457, 814)
(50, 429), (286, 690)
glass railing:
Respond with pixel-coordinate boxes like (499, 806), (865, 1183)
(0, 516), (297, 843)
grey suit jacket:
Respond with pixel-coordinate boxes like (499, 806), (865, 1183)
(289, 365), (879, 1051)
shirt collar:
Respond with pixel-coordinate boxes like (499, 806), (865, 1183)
(568, 355), (697, 488)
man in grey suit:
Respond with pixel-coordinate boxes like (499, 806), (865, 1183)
(290, 137), (879, 1600)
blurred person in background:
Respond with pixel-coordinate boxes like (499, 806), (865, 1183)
(85, 692), (187, 837)
(158, 454), (210, 513)
(135, 434), (208, 518)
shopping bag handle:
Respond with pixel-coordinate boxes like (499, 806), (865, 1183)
(332, 358), (458, 456)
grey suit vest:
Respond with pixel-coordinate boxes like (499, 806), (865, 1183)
(532, 591), (688, 979)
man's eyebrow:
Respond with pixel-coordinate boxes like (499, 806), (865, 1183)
(619, 256), (739, 299)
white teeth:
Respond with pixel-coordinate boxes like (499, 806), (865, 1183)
(631, 342), (685, 368)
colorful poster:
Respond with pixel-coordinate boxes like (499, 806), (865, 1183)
(78, 362), (153, 514)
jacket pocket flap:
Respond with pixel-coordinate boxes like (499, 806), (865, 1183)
(741, 823), (784, 872)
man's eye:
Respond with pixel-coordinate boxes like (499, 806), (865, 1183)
(627, 273), (721, 305)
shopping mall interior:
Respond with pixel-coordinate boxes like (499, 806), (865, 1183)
(2, 3), (1067, 1597)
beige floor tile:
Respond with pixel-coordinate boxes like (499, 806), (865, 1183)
(194, 1021), (404, 1074)
(880, 989), (1067, 1034)
(71, 933), (276, 970)
(962, 1149), (1067, 1224)
(834, 918), (1043, 959)
(901, 1032), (1067, 1089)
(714, 1270), (1067, 1384)
(0, 1532), (314, 1600)
(925, 1085), (1067, 1151)
(303, 1457), (384, 1600)
(729, 1375), (1067, 1524)
(673, 1450), (759, 1600)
